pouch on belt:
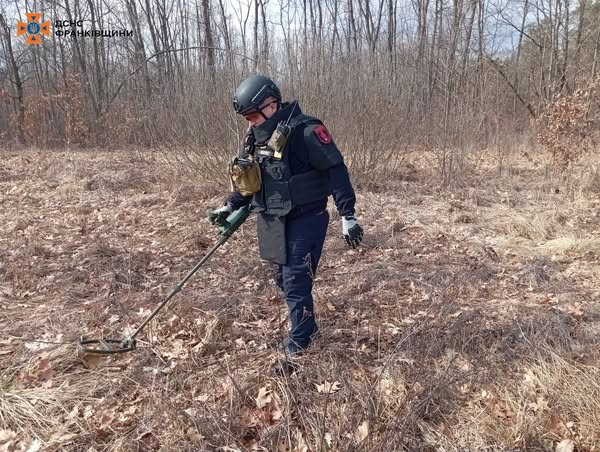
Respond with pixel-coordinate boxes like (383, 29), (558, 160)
(229, 156), (262, 196)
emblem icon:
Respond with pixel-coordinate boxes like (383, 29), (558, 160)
(17, 13), (50, 45)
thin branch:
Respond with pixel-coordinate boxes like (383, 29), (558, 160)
(487, 56), (537, 118)
(103, 45), (283, 116)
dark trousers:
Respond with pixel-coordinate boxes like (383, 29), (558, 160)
(278, 209), (329, 350)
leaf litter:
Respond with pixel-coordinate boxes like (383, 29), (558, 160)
(1, 150), (600, 450)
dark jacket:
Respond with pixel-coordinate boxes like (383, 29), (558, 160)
(227, 101), (356, 219)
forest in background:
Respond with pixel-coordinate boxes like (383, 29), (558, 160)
(1, 0), (600, 183)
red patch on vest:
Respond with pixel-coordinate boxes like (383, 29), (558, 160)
(314, 125), (332, 144)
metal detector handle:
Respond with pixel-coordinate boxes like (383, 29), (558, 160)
(218, 205), (251, 241)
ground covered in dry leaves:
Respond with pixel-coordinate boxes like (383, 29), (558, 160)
(1, 149), (600, 451)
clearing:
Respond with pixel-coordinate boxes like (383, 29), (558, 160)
(1, 148), (600, 451)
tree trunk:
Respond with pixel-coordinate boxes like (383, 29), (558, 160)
(559, 0), (570, 93)
(349, 0), (358, 52)
(65, 0), (98, 133)
(592, 27), (600, 80)
(145, 0), (164, 87)
(260, 0), (269, 64)
(253, 0), (259, 71)
(0, 13), (25, 143)
(573, 0), (586, 88)
(218, 0), (234, 69)
(125, 0), (151, 99)
(201, 0), (216, 81)
(514, 0), (529, 111)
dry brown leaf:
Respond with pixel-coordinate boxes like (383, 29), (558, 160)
(354, 420), (369, 443)
(489, 398), (514, 421)
(0, 432), (41, 452)
(566, 304), (584, 317)
(555, 439), (575, 452)
(24, 439), (42, 452)
(277, 440), (290, 452)
(315, 381), (341, 394)
(137, 307), (152, 318)
(256, 386), (272, 409)
(240, 407), (262, 428)
(241, 395), (282, 430)
(324, 432), (333, 447)
(37, 357), (54, 381)
(161, 339), (188, 360)
(544, 413), (570, 439)
(292, 430), (309, 452)
(80, 352), (107, 370)
(0, 430), (17, 444)
(95, 409), (116, 438)
(528, 396), (550, 413)
(194, 394), (210, 403)
(271, 406), (283, 422)
(48, 433), (78, 446)
(83, 405), (94, 420)
(523, 369), (539, 390)
(184, 408), (197, 417)
(0, 441), (15, 452)
(19, 356), (55, 384)
(117, 405), (137, 427)
(292, 447), (309, 452)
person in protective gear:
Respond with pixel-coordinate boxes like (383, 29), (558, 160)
(209, 74), (363, 367)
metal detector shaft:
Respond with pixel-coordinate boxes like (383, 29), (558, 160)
(79, 239), (226, 354)
(79, 205), (250, 354)
(128, 206), (250, 341)
(128, 239), (223, 340)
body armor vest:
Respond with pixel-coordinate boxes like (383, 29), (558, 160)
(250, 114), (331, 217)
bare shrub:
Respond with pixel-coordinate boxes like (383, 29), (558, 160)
(535, 78), (600, 169)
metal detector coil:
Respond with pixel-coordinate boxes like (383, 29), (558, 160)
(79, 206), (250, 354)
(79, 336), (136, 354)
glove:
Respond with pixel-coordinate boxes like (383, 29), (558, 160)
(342, 216), (363, 249)
(208, 203), (233, 226)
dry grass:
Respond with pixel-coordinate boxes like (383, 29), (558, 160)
(539, 236), (600, 255)
(427, 350), (600, 451)
(0, 377), (93, 433)
(1, 148), (600, 450)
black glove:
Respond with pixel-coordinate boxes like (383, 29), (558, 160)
(208, 203), (233, 226)
(342, 216), (364, 249)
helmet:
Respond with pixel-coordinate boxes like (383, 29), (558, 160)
(232, 75), (281, 115)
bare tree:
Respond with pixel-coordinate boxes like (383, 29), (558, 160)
(253, 0), (259, 70)
(201, 0), (216, 81)
(260, 0), (269, 64)
(0, 0), (597, 159)
(0, 12), (24, 142)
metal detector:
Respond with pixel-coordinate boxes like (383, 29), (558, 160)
(79, 206), (250, 354)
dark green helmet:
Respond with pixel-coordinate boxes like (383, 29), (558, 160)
(232, 75), (281, 115)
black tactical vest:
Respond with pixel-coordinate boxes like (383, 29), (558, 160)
(250, 114), (331, 217)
